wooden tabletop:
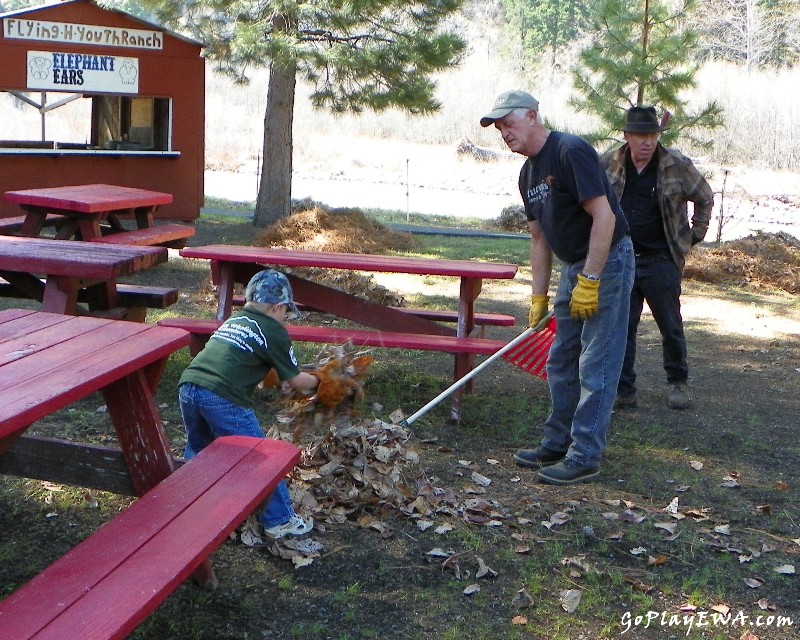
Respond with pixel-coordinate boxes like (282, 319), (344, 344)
(2, 183), (173, 214)
(0, 308), (189, 438)
(180, 245), (518, 279)
(0, 235), (167, 279)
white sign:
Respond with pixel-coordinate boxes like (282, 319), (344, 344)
(3, 18), (163, 50)
(27, 50), (139, 93)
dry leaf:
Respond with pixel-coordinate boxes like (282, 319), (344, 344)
(664, 497), (680, 513)
(773, 564), (795, 574)
(512, 588), (535, 609)
(720, 476), (740, 488)
(511, 615), (528, 625)
(647, 555), (669, 566)
(416, 520), (434, 531)
(744, 577), (765, 588)
(654, 521), (678, 535)
(559, 589), (582, 613)
(426, 547), (452, 558)
(776, 481), (789, 491)
(710, 604), (730, 615)
(463, 583), (480, 596)
(755, 504), (772, 515)
(689, 460), (704, 470)
(757, 598), (777, 611)
(630, 547), (647, 556)
(434, 522), (454, 535)
(714, 524), (732, 535)
(475, 556), (498, 579)
(470, 471), (492, 487)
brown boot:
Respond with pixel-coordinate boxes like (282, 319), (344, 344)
(668, 383), (690, 410)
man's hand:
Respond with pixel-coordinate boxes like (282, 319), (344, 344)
(529, 294), (549, 327)
(570, 275), (600, 320)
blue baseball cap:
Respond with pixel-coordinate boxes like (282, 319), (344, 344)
(245, 269), (300, 317)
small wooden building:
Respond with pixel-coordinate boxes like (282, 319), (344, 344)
(0, 0), (204, 221)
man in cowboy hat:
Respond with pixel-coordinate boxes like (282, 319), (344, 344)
(601, 105), (714, 410)
(481, 90), (634, 485)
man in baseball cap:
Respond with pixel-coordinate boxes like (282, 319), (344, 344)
(481, 89), (634, 486)
(480, 90), (540, 127)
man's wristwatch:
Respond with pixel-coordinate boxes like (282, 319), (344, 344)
(581, 273), (600, 281)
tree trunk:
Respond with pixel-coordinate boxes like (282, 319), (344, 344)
(253, 57), (297, 228)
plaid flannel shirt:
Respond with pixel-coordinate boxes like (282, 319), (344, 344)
(601, 143), (714, 270)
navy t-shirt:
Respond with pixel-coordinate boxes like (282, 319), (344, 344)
(518, 131), (628, 264)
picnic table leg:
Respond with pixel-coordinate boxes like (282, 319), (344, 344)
(42, 277), (79, 314)
(101, 367), (219, 589)
(18, 208), (46, 236)
(449, 277), (482, 422)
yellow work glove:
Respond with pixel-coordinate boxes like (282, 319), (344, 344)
(529, 294), (550, 328)
(570, 274), (600, 320)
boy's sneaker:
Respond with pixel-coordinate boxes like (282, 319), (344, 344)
(668, 383), (690, 410)
(263, 514), (313, 539)
(538, 459), (599, 485)
(514, 446), (565, 468)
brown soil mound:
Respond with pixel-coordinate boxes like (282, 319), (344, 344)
(685, 231), (800, 293)
(252, 204), (418, 306)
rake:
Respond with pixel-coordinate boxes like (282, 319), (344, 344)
(401, 311), (556, 427)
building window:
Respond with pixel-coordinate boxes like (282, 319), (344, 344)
(92, 96), (171, 150)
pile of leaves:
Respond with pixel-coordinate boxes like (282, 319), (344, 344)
(685, 231), (800, 293)
(255, 203), (415, 306)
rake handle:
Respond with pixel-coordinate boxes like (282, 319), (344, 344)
(401, 312), (553, 427)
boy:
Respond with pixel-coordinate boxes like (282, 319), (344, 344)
(178, 269), (318, 538)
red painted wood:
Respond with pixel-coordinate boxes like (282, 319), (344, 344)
(181, 244), (518, 279)
(3, 184), (173, 215)
(157, 317), (506, 355)
(0, 436), (300, 640)
(90, 223), (195, 246)
(102, 370), (177, 496)
(0, 311), (189, 438)
(0, 237), (167, 280)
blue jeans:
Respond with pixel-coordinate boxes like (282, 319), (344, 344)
(178, 382), (294, 528)
(540, 236), (634, 468)
(617, 251), (688, 397)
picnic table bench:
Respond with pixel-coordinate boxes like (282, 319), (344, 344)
(166, 244), (519, 421)
(0, 436), (299, 640)
(0, 310), (302, 638)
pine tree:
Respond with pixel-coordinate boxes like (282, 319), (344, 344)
(571, 0), (723, 148)
(141, 0), (466, 227)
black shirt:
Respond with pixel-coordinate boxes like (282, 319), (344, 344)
(519, 131), (628, 264)
(620, 151), (669, 254)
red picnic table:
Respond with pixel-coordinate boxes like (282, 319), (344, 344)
(0, 309), (301, 639)
(0, 235), (170, 320)
(1, 183), (193, 247)
(166, 244), (520, 421)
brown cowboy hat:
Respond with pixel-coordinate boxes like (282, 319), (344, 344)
(622, 106), (665, 133)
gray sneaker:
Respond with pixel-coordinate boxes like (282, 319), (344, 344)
(668, 383), (690, 410)
(538, 459), (600, 485)
(513, 446), (565, 468)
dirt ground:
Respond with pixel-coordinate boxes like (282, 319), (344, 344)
(1, 212), (798, 639)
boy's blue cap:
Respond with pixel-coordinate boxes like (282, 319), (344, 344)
(245, 269), (300, 317)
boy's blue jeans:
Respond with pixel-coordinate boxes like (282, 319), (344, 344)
(540, 236), (634, 468)
(178, 382), (294, 528)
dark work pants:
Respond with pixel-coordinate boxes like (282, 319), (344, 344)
(617, 251), (688, 397)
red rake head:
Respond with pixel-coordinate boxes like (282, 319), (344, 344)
(501, 315), (556, 379)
